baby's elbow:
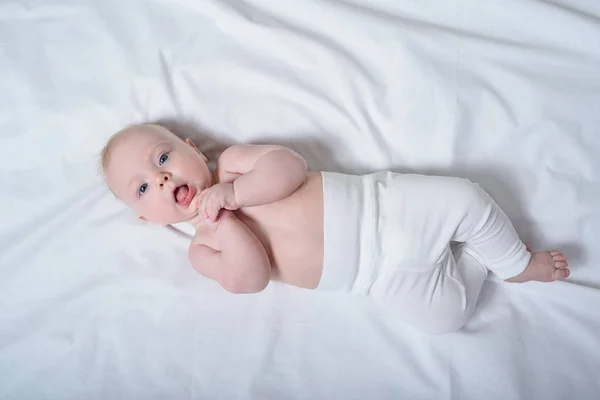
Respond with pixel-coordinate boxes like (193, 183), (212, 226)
(275, 146), (307, 174)
(293, 150), (308, 174)
(221, 274), (269, 294)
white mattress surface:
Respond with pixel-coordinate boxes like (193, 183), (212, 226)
(1, 0), (600, 399)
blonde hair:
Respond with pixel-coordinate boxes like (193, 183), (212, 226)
(100, 123), (176, 176)
(100, 131), (120, 177)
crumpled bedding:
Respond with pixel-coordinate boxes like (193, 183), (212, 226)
(1, 0), (599, 399)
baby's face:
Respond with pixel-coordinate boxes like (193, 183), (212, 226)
(105, 126), (212, 225)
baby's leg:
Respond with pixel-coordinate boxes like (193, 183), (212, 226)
(369, 174), (568, 334)
(448, 178), (570, 282)
(370, 245), (487, 334)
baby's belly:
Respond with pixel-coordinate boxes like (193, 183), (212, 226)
(235, 172), (324, 289)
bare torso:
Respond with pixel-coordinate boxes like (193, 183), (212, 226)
(234, 171), (324, 289)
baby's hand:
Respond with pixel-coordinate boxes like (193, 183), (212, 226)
(198, 183), (239, 223)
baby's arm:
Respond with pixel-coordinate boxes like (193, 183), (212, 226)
(199, 145), (307, 221)
(221, 144), (307, 206)
(189, 210), (271, 294)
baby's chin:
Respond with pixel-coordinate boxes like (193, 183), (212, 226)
(182, 205), (206, 226)
(147, 207), (200, 227)
(165, 209), (201, 226)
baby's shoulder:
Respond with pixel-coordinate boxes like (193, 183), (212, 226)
(217, 143), (271, 160)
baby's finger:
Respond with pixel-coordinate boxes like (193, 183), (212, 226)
(200, 195), (210, 220)
(202, 196), (214, 221)
(207, 199), (216, 221)
(198, 189), (208, 203)
(209, 200), (220, 222)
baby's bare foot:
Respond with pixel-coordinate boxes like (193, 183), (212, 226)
(505, 250), (570, 283)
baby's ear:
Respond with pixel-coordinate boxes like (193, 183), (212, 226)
(185, 138), (208, 162)
(185, 138), (198, 150)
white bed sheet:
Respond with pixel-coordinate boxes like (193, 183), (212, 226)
(1, 0), (600, 399)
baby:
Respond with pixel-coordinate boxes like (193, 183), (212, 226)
(102, 123), (569, 334)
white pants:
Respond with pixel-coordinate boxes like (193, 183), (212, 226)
(319, 171), (531, 334)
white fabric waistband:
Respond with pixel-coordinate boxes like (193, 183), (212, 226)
(317, 171), (380, 294)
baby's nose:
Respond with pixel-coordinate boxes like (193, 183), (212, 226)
(157, 172), (172, 188)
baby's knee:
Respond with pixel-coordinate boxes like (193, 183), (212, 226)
(449, 179), (495, 224)
(414, 308), (470, 335)
(451, 178), (489, 205)
(373, 291), (472, 335)
(408, 293), (471, 334)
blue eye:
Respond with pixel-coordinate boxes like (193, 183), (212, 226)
(138, 183), (148, 195)
(159, 153), (169, 165)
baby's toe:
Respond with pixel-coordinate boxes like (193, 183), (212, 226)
(555, 260), (568, 269)
(552, 268), (570, 281)
(552, 253), (567, 262)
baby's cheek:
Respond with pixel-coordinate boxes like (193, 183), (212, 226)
(142, 201), (169, 224)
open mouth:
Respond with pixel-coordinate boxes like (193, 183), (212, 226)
(173, 184), (196, 207)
